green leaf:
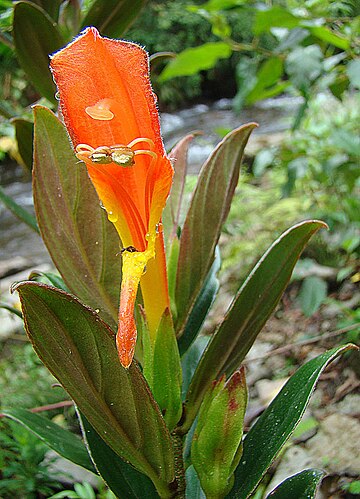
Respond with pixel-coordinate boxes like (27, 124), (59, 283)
(254, 7), (300, 35)
(33, 106), (120, 330)
(152, 310), (183, 431)
(181, 336), (209, 400)
(30, 0), (62, 21)
(12, 118), (34, 170)
(245, 58), (284, 105)
(309, 26), (350, 50)
(180, 221), (327, 434)
(185, 465), (206, 499)
(80, 0), (147, 38)
(175, 124), (257, 338)
(266, 469), (324, 498)
(15, 282), (175, 493)
(0, 185), (39, 233)
(159, 42), (232, 81)
(285, 45), (323, 91)
(298, 276), (327, 317)
(178, 248), (220, 356)
(230, 345), (356, 498)
(1, 408), (96, 473)
(347, 59), (360, 89)
(29, 270), (70, 292)
(79, 413), (159, 499)
(13, 2), (65, 103)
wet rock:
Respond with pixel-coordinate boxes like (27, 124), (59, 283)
(160, 112), (185, 136)
(213, 98), (233, 110)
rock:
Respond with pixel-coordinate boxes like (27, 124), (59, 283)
(255, 377), (289, 406)
(0, 256), (31, 278)
(46, 450), (99, 487)
(244, 342), (273, 386)
(160, 112), (185, 136)
(266, 446), (314, 494)
(336, 394), (360, 417)
(305, 414), (360, 476)
(213, 98), (233, 110)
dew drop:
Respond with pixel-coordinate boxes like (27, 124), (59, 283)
(55, 91), (60, 101)
(108, 211), (118, 223)
(145, 232), (150, 241)
(95, 308), (100, 313)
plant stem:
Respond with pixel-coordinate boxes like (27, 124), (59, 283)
(170, 432), (186, 498)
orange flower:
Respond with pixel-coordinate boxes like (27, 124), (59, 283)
(51, 27), (173, 368)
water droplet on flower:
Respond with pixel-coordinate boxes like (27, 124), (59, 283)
(85, 100), (114, 121)
(95, 309), (100, 313)
(145, 232), (150, 240)
(107, 210), (118, 223)
(99, 201), (106, 210)
(55, 91), (60, 100)
(156, 222), (163, 234)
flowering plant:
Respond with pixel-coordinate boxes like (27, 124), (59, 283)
(2, 28), (357, 499)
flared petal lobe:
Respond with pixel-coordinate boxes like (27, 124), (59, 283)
(50, 28), (173, 368)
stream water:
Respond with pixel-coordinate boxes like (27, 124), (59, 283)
(0, 96), (301, 270)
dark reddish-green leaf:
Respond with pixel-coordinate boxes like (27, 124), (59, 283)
(16, 282), (174, 491)
(175, 124), (257, 337)
(81, 0), (147, 38)
(13, 2), (64, 103)
(180, 221), (327, 434)
(33, 106), (120, 330)
(266, 469), (325, 499)
(163, 133), (196, 241)
(229, 345), (356, 498)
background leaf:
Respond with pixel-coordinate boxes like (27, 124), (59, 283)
(266, 469), (325, 499)
(2, 408), (96, 473)
(79, 413), (159, 499)
(16, 282), (175, 491)
(0, 185), (39, 233)
(81, 0), (147, 38)
(298, 275), (327, 317)
(13, 2), (65, 103)
(12, 118), (34, 170)
(159, 42), (232, 81)
(254, 7), (300, 34)
(180, 221), (326, 434)
(33, 106), (120, 330)
(175, 124), (256, 337)
(229, 345), (356, 498)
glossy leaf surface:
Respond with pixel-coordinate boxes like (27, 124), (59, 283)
(79, 413), (158, 499)
(266, 469), (325, 499)
(2, 408), (96, 473)
(33, 106), (120, 330)
(229, 345), (356, 498)
(178, 248), (220, 355)
(175, 124), (256, 337)
(181, 221), (326, 433)
(13, 2), (64, 103)
(16, 282), (174, 490)
(81, 0), (146, 38)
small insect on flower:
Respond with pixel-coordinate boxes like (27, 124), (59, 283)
(75, 138), (157, 168)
